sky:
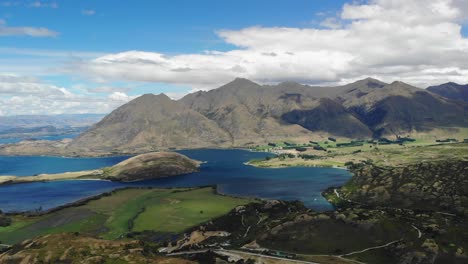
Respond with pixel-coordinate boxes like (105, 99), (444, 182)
(1, 0), (468, 115)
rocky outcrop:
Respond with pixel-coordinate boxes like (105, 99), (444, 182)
(338, 160), (468, 214)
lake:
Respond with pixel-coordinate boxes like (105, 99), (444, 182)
(0, 149), (352, 212)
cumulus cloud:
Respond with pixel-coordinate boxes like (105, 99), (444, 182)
(0, 74), (134, 115)
(67, 0), (468, 89)
(320, 17), (343, 29)
(0, 19), (58, 37)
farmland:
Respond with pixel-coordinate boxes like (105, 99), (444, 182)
(0, 187), (253, 244)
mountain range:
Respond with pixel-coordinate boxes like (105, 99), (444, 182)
(68, 78), (467, 153)
(0, 114), (105, 132)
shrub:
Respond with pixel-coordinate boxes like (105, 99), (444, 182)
(0, 216), (12, 227)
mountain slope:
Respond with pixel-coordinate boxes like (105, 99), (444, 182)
(427, 82), (468, 102)
(69, 94), (231, 152)
(181, 78), (319, 144)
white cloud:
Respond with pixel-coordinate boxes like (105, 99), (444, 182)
(320, 17), (342, 29)
(0, 20), (58, 37)
(66, 0), (468, 89)
(82, 9), (96, 16)
(0, 74), (134, 115)
(108, 91), (131, 102)
(86, 86), (131, 93)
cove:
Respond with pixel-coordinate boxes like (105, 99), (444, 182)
(0, 149), (351, 212)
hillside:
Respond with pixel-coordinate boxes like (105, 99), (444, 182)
(0, 233), (195, 264)
(427, 82), (468, 102)
(102, 152), (200, 182)
(329, 159), (468, 214)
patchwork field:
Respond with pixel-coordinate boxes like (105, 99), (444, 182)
(249, 132), (468, 168)
(0, 187), (254, 244)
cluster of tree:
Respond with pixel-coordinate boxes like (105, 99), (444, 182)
(299, 154), (319, 160)
(313, 145), (326, 151)
(278, 153), (296, 160)
(378, 137), (415, 145)
(0, 215), (11, 227)
(436, 138), (458, 143)
(336, 141), (364, 147)
(295, 147), (308, 152)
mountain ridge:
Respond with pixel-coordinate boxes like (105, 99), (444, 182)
(68, 77), (468, 152)
(9, 78), (467, 154)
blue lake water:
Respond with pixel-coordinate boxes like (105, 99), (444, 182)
(0, 149), (352, 212)
(0, 156), (131, 176)
(0, 133), (79, 145)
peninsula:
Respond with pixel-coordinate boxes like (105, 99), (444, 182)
(0, 152), (200, 185)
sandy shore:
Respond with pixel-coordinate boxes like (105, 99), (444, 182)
(0, 170), (103, 185)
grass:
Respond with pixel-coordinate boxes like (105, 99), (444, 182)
(133, 188), (250, 233)
(0, 187), (254, 244)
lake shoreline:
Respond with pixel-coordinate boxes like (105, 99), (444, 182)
(244, 160), (348, 170)
(0, 149), (352, 213)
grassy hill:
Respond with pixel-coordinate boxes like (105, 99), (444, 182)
(102, 152), (200, 182)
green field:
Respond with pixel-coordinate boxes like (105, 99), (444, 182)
(0, 187), (254, 244)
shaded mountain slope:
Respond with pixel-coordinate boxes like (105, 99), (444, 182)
(427, 82), (468, 102)
(281, 98), (372, 137)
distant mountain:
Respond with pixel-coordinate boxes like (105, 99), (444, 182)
(0, 114), (105, 132)
(427, 82), (468, 102)
(68, 78), (467, 152)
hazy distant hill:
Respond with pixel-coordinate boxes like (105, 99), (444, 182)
(69, 78), (468, 152)
(0, 114), (105, 132)
(427, 82), (468, 102)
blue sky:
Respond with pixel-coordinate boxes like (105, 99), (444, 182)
(1, 0), (468, 115)
(1, 0), (348, 52)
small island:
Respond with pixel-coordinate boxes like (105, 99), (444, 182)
(0, 152), (200, 185)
